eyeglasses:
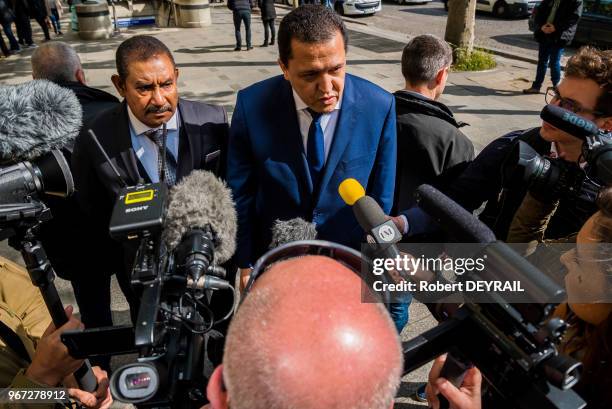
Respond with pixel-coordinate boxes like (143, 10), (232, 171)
(244, 240), (367, 295)
(545, 87), (604, 116)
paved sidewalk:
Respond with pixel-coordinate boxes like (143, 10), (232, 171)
(0, 5), (553, 152)
(0, 6), (556, 407)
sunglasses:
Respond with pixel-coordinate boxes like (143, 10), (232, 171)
(545, 87), (604, 116)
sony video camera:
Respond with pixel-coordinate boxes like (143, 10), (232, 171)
(64, 178), (234, 408)
(0, 150), (74, 238)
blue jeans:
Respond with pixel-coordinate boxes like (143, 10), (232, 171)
(387, 293), (413, 333)
(533, 42), (564, 90)
(50, 8), (61, 33)
(232, 10), (251, 48)
(2, 22), (20, 50)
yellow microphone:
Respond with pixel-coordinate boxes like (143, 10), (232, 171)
(338, 178), (365, 206)
(338, 178), (401, 244)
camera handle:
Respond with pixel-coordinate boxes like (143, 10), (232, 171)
(436, 353), (472, 409)
(20, 234), (98, 393)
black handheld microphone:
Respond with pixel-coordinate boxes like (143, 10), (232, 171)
(540, 104), (600, 140)
(415, 184), (496, 244)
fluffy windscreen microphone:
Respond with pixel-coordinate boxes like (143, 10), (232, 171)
(163, 170), (237, 264)
(0, 80), (82, 162)
(269, 218), (317, 248)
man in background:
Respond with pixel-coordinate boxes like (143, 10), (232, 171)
(523, 0), (582, 94)
(31, 42), (119, 125)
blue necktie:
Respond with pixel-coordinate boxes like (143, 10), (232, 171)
(306, 108), (325, 192)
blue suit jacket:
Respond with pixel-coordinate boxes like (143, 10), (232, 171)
(228, 74), (396, 267)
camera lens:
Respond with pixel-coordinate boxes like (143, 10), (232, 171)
(126, 373), (152, 390)
(110, 363), (159, 403)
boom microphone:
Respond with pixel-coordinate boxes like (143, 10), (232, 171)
(163, 170), (237, 264)
(540, 104), (599, 140)
(415, 184), (496, 243)
(0, 80), (82, 162)
(269, 218), (317, 248)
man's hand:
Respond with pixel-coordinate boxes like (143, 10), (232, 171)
(386, 215), (406, 234)
(64, 366), (112, 409)
(25, 305), (84, 387)
(240, 267), (253, 291)
(541, 23), (556, 34)
(426, 355), (482, 409)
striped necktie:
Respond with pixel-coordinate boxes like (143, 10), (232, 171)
(145, 128), (177, 186)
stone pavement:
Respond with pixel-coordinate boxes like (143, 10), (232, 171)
(0, 5), (558, 408)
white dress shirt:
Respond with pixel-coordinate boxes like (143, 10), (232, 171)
(293, 89), (342, 163)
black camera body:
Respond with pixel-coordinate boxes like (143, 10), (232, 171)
(103, 183), (232, 408)
(0, 150), (74, 238)
(503, 106), (612, 218)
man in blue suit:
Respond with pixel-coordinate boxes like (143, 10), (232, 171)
(227, 5), (396, 287)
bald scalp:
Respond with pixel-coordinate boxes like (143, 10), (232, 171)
(224, 256), (402, 409)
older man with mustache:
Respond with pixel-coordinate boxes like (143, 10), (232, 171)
(72, 35), (229, 328)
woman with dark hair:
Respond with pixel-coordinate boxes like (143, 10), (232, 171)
(257, 0), (275, 47)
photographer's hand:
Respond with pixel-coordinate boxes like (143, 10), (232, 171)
(25, 305), (85, 386)
(426, 355), (482, 409)
(65, 366), (112, 409)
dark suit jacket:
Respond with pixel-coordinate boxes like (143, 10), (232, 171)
(534, 0), (582, 46)
(35, 84), (120, 281)
(227, 74), (397, 267)
(72, 98), (228, 278)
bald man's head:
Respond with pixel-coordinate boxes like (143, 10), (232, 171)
(221, 256), (403, 409)
(31, 42), (85, 85)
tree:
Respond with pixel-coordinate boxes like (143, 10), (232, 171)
(444, 0), (477, 54)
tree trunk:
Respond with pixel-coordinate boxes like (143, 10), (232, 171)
(444, 0), (476, 53)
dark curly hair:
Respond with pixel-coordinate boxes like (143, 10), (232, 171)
(565, 46), (612, 117)
(115, 35), (175, 80)
(277, 5), (348, 67)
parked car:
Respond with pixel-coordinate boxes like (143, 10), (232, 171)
(334, 0), (382, 15)
(395, 0), (432, 4)
(529, 0), (612, 46)
(443, 0), (540, 18)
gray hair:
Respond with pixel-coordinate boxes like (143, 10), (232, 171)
(401, 34), (453, 85)
(31, 42), (82, 83)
